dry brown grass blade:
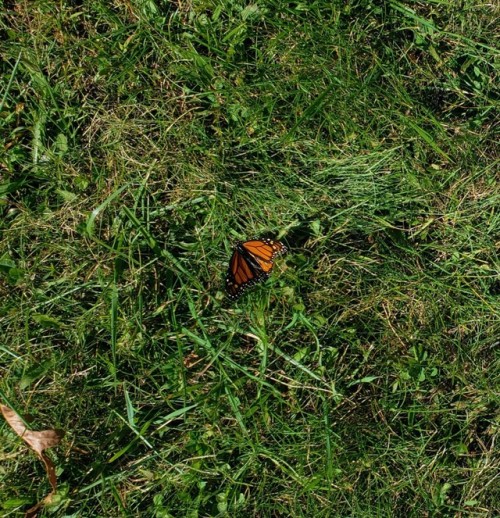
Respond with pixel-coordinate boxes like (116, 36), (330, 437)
(1, 404), (65, 517)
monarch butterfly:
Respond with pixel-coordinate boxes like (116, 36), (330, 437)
(226, 238), (287, 300)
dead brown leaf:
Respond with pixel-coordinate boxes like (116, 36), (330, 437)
(1, 404), (65, 518)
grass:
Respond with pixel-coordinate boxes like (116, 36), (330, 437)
(1, 0), (499, 516)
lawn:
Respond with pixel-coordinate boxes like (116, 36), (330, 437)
(1, 0), (498, 516)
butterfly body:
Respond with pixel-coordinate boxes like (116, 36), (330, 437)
(226, 238), (287, 300)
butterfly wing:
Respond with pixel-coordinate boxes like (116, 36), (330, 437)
(226, 248), (263, 300)
(241, 239), (287, 272)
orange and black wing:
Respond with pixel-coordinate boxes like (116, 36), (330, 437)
(226, 248), (264, 300)
(226, 238), (287, 300)
(241, 239), (287, 272)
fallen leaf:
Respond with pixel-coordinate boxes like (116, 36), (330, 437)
(1, 404), (65, 518)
